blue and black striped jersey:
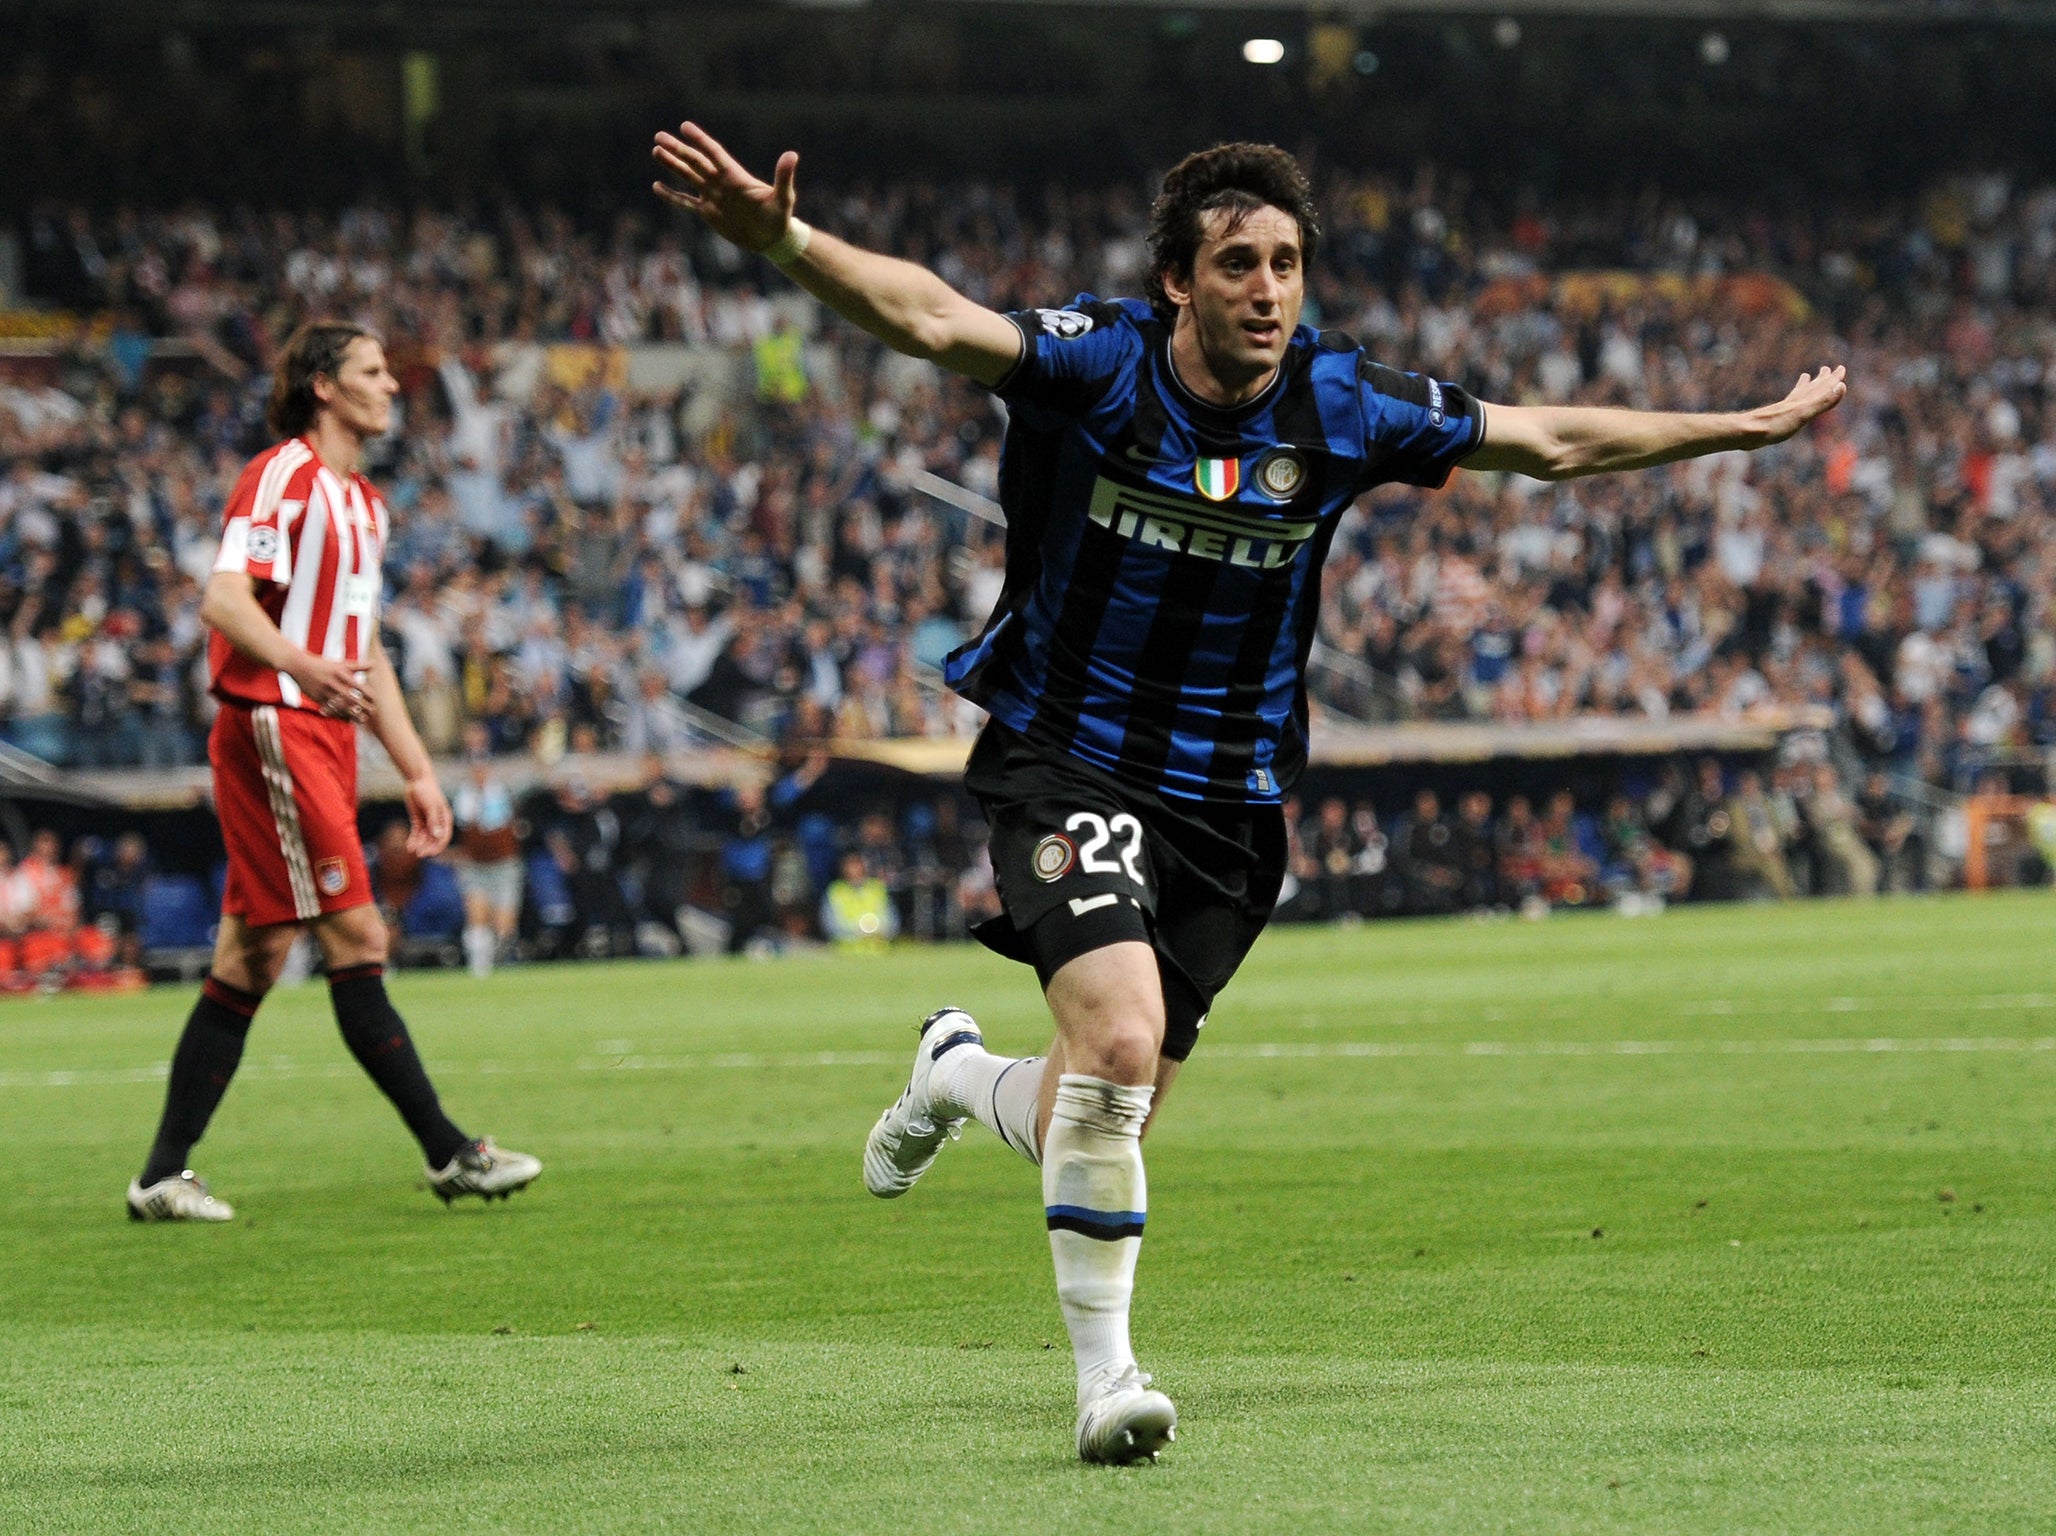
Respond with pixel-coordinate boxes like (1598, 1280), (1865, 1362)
(944, 295), (1483, 804)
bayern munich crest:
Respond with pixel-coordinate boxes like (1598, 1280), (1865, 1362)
(316, 858), (349, 897)
(1254, 447), (1307, 502)
(1031, 833), (1076, 882)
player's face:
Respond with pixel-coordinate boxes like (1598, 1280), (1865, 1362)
(1171, 204), (1305, 382)
(318, 337), (400, 439)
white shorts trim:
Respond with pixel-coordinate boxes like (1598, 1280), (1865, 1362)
(251, 705), (321, 921)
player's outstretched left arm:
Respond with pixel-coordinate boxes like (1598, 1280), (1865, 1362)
(1464, 367), (1847, 481)
(652, 121), (1022, 386)
(363, 635), (453, 858)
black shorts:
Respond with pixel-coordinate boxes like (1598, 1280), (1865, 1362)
(964, 721), (1285, 1062)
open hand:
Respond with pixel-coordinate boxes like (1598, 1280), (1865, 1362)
(652, 122), (797, 255)
(1754, 366), (1848, 445)
(403, 771), (454, 859)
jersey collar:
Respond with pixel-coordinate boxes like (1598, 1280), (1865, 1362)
(1157, 332), (1288, 432)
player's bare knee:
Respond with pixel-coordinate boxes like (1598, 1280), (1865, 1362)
(346, 916), (390, 970)
(218, 950), (273, 994)
(1079, 1021), (1160, 1086)
(1061, 999), (1163, 1084)
(315, 904), (389, 970)
(215, 923), (293, 993)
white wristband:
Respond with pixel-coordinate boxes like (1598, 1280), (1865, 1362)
(759, 218), (812, 267)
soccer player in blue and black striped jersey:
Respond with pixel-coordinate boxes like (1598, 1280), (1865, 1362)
(653, 125), (1846, 1463)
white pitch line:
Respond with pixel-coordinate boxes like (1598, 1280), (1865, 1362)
(8, 1037), (2056, 1090)
(1679, 993), (2056, 1016)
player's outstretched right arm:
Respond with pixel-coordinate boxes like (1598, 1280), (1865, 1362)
(200, 572), (368, 720)
(652, 122), (1023, 386)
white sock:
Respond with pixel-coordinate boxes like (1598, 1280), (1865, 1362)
(934, 1048), (1046, 1165)
(463, 925), (494, 978)
(1042, 1073), (1153, 1402)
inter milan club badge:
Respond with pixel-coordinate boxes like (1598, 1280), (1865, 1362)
(1031, 833), (1076, 882)
(1194, 456), (1241, 501)
(1254, 447), (1307, 501)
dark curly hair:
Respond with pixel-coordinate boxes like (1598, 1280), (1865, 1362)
(266, 320), (376, 438)
(1145, 143), (1321, 321)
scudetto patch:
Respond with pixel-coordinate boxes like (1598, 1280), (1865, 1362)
(1194, 456), (1241, 501)
(1031, 833), (1076, 883)
(1254, 447), (1307, 501)
(315, 858), (349, 898)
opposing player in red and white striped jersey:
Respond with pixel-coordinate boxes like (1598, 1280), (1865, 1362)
(128, 322), (540, 1223)
(208, 428), (390, 713)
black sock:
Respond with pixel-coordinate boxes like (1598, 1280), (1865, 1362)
(140, 975), (264, 1187)
(328, 963), (470, 1168)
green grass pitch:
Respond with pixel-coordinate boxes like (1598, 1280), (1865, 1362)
(6, 893), (2056, 1533)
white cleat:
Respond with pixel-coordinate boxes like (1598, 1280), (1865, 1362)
(863, 1007), (982, 1199)
(1076, 1365), (1178, 1465)
(427, 1138), (542, 1204)
(127, 1171), (234, 1223)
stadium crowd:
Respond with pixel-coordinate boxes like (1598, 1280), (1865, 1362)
(0, 743), (1950, 986)
(1, 166), (2054, 969)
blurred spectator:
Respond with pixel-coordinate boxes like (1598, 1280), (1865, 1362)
(85, 832), (152, 966)
(1450, 790), (1498, 910)
(1536, 790), (1603, 906)
(1306, 797), (1364, 920)
(537, 776), (634, 955)
(1496, 794), (1544, 906)
(451, 722), (524, 976)
(1402, 789), (1464, 915)
(1725, 769), (1800, 900)
(622, 755), (699, 944)
(14, 829), (80, 935)
(1804, 761), (1881, 896)
(822, 850), (898, 949)
(1349, 802), (1394, 915)
(1654, 759), (1741, 901)
(1600, 794), (1693, 905)
(1856, 770), (1925, 893)
(717, 781), (779, 954)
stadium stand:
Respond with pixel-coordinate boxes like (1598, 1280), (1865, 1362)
(3, 163), (2054, 972)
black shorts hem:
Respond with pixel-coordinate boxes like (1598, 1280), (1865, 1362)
(1026, 896), (1151, 990)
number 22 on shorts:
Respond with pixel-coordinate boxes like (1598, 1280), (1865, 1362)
(1069, 811), (1145, 885)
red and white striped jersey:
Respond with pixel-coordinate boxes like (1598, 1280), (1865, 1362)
(209, 436), (390, 711)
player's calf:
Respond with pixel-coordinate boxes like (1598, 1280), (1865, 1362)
(1044, 1074), (1155, 1413)
(931, 1044), (1047, 1166)
(326, 961), (470, 1169)
(134, 973), (265, 1196)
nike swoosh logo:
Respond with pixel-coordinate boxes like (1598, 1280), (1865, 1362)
(1120, 444), (1168, 466)
(1069, 894), (1120, 916)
